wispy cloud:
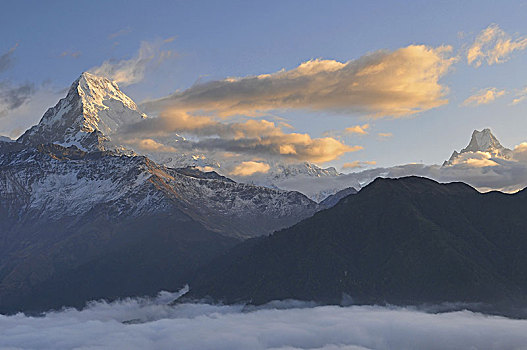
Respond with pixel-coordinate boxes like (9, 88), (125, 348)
(0, 45), (35, 120)
(467, 24), (527, 67)
(90, 39), (176, 86)
(378, 132), (393, 138)
(143, 45), (454, 118)
(342, 160), (376, 169)
(108, 27), (132, 39)
(0, 82), (34, 118)
(0, 44), (17, 73)
(462, 87), (506, 106)
(345, 124), (370, 135)
(60, 51), (81, 59)
(511, 87), (527, 105)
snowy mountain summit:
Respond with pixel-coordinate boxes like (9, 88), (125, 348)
(444, 128), (513, 166)
(18, 72), (146, 152)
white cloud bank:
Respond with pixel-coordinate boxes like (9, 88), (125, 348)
(1, 291), (527, 350)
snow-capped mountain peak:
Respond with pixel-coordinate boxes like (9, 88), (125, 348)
(72, 72), (145, 134)
(18, 72), (146, 151)
(462, 128), (505, 153)
(444, 128), (513, 166)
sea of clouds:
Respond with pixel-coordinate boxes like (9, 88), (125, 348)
(1, 289), (527, 350)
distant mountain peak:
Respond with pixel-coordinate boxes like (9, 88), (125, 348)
(444, 128), (513, 166)
(462, 128), (504, 153)
(18, 72), (146, 152)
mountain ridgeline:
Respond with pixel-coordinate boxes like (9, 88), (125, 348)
(185, 176), (527, 315)
(0, 73), (320, 313)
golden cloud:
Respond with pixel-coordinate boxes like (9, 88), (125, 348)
(123, 138), (178, 153)
(448, 151), (499, 168)
(342, 160), (377, 169)
(462, 88), (506, 106)
(345, 124), (370, 135)
(123, 112), (360, 163)
(143, 45), (454, 118)
(230, 161), (271, 176)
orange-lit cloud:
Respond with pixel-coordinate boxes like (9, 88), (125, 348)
(230, 161), (271, 176)
(462, 88), (506, 106)
(447, 151), (499, 167)
(342, 160), (377, 169)
(467, 24), (527, 67)
(345, 124), (370, 135)
(122, 112), (360, 163)
(122, 138), (178, 153)
(378, 132), (393, 138)
(143, 45), (454, 118)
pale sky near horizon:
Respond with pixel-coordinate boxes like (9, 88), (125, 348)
(1, 0), (527, 171)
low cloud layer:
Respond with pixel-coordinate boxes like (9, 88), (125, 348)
(143, 45), (454, 118)
(468, 24), (527, 67)
(90, 39), (176, 86)
(340, 149), (527, 193)
(1, 291), (527, 350)
(462, 87), (506, 106)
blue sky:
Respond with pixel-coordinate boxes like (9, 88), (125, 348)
(2, 0), (527, 170)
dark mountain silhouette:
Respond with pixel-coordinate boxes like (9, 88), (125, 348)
(185, 176), (527, 315)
